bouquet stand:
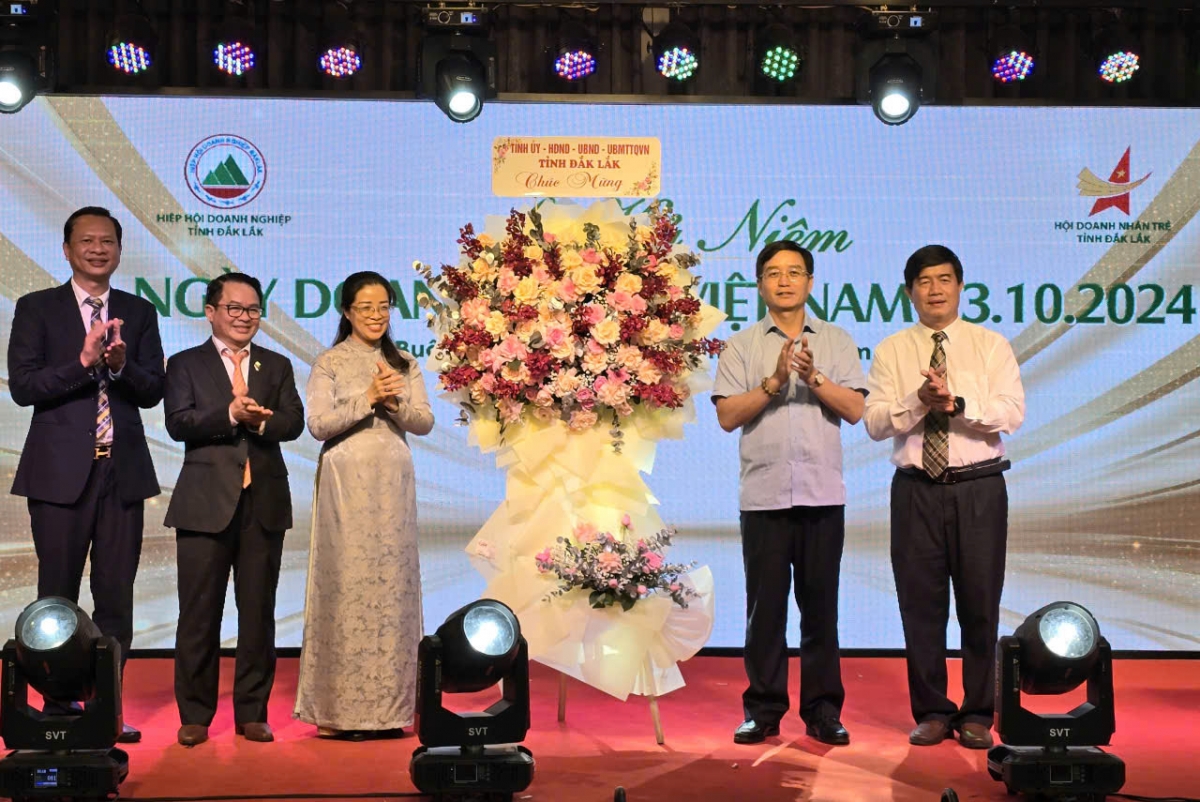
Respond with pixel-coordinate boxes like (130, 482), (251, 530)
(417, 199), (722, 744)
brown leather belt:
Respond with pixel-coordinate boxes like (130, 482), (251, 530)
(897, 457), (1009, 485)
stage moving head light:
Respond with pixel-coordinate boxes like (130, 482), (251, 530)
(856, 37), (936, 127)
(988, 601), (1125, 799)
(410, 599), (533, 798)
(0, 598), (128, 802)
(14, 597), (105, 703)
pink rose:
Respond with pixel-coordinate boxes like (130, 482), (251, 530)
(498, 397), (524, 424)
(568, 407), (599, 431)
(495, 334), (530, 362)
(497, 269), (519, 295)
(460, 297), (492, 326)
(573, 522), (600, 543)
(581, 247), (602, 264)
(669, 323), (684, 340)
(609, 291), (648, 315)
(535, 547), (552, 565)
(556, 277), (579, 303)
(597, 552), (623, 574)
(543, 232), (557, 243)
(669, 583), (681, 592)
(581, 304), (605, 325)
(667, 285), (683, 300)
(637, 585), (648, 596)
(621, 513), (632, 528)
(644, 552), (663, 571)
(479, 373), (496, 392)
(543, 325), (568, 349)
(575, 387), (596, 408)
(608, 578), (619, 588)
(532, 265), (551, 285)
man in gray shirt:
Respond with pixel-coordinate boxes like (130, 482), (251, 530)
(712, 241), (867, 746)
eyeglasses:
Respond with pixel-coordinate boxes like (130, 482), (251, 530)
(216, 304), (263, 319)
(762, 268), (812, 282)
(351, 303), (394, 317)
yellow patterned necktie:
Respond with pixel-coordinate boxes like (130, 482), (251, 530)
(922, 331), (949, 478)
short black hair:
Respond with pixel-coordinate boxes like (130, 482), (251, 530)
(64, 206), (123, 247)
(904, 245), (963, 288)
(205, 273), (264, 308)
(755, 240), (814, 281)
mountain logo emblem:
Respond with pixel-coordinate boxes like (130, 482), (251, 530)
(185, 135), (267, 209)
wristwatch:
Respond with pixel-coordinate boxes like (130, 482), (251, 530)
(808, 372), (825, 389)
(949, 396), (965, 417)
(760, 376), (781, 397)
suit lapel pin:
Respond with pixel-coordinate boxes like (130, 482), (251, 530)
(253, 360), (261, 372)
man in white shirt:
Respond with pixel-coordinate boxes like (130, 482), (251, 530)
(864, 245), (1025, 750)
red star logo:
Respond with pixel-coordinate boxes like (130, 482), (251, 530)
(1090, 147), (1134, 216)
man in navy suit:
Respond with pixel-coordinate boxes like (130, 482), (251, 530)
(7, 206), (165, 744)
(163, 273), (304, 747)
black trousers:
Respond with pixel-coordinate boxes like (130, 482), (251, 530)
(890, 470), (1008, 727)
(175, 487), (285, 726)
(28, 457), (144, 667)
(741, 505), (846, 727)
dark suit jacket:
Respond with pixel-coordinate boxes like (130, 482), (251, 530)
(8, 282), (165, 505)
(163, 341), (304, 534)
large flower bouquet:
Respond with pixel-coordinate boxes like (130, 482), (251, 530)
(414, 200), (723, 434)
(535, 515), (699, 612)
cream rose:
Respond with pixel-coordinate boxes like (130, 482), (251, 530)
(614, 273), (643, 295)
(591, 317), (621, 346)
(571, 266), (603, 296)
(513, 275), (541, 306)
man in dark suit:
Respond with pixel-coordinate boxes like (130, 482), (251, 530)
(8, 206), (165, 744)
(163, 273), (303, 747)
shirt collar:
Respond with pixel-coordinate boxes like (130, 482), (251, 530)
(759, 313), (818, 338)
(916, 316), (963, 343)
(70, 278), (110, 308)
(212, 336), (251, 357)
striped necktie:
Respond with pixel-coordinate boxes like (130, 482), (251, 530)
(83, 297), (112, 446)
(922, 331), (949, 478)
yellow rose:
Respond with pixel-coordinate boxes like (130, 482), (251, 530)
(484, 311), (509, 338)
(614, 273), (643, 295)
(559, 249), (584, 269)
(477, 233), (496, 248)
(637, 318), (671, 345)
(472, 256), (497, 282)
(513, 275), (541, 305)
(571, 266), (603, 295)
(523, 244), (544, 261)
(591, 317), (621, 346)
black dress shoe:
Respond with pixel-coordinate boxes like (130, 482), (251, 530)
(116, 723), (141, 744)
(805, 719), (850, 746)
(733, 719), (780, 744)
